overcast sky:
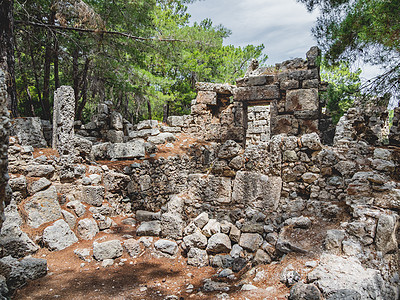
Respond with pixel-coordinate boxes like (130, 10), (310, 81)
(187, 0), (379, 80)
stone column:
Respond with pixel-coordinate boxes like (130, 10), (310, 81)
(0, 69), (11, 230)
(52, 86), (75, 155)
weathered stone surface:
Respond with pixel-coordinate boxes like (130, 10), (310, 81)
(183, 229), (208, 249)
(24, 164), (55, 178)
(195, 82), (234, 94)
(107, 141), (145, 159)
(0, 204), (38, 258)
(324, 230), (345, 254)
(218, 140), (242, 159)
(286, 89), (318, 112)
(308, 254), (395, 300)
(147, 133), (176, 145)
(236, 75), (275, 87)
(206, 233), (231, 254)
(136, 210), (161, 222)
(187, 248), (209, 267)
(24, 186), (62, 228)
(124, 239), (143, 258)
(77, 218), (99, 240)
(137, 120), (158, 130)
(203, 279), (230, 292)
(81, 186), (105, 207)
(202, 219), (221, 237)
(232, 171), (281, 210)
(110, 111), (123, 130)
(61, 210), (76, 229)
(239, 233), (263, 252)
(289, 282), (323, 300)
(161, 213), (184, 240)
(66, 200), (86, 217)
(301, 132), (322, 150)
(53, 86), (75, 155)
(375, 214), (398, 255)
(253, 249), (271, 265)
(11, 117), (47, 148)
(229, 225), (241, 243)
(93, 240), (123, 261)
(29, 178), (51, 195)
(193, 212), (209, 229)
(234, 85), (280, 101)
(0, 256), (47, 293)
(137, 221), (161, 236)
(42, 219), (78, 251)
(154, 239), (178, 256)
(167, 116), (184, 127)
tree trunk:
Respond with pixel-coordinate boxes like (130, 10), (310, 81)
(0, 0), (18, 117)
(42, 10), (55, 120)
(72, 48), (79, 107)
(162, 101), (169, 123)
(54, 37), (59, 89)
(76, 58), (90, 121)
(28, 35), (45, 114)
(147, 98), (152, 120)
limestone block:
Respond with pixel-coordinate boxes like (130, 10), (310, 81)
(29, 178), (51, 195)
(271, 115), (299, 136)
(106, 130), (124, 143)
(43, 219), (78, 251)
(285, 88), (318, 112)
(24, 186), (62, 228)
(218, 140), (243, 159)
(232, 171), (282, 210)
(236, 75), (275, 87)
(110, 111), (123, 130)
(77, 218), (99, 240)
(206, 233), (232, 254)
(136, 221), (161, 236)
(107, 141), (145, 159)
(375, 214), (398, 255)
(11, 117), (47, 148)
(167, 116), (184, 127)
(183, 229), (208, 249)
(239, 233), (263, 252)
(81, 186), (104, 207)
(93, 240), (123, 261)
(280, 80), (299, 90)
(154, 239), (178, 256)
(124, 239), (143, 258)
(233, 85), (280, 101)
(187, 247), (209, 267)
(195, 82), (234, 94)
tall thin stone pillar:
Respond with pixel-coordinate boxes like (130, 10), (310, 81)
(0, 69), (11, 230)
(52, 86), (75, 155)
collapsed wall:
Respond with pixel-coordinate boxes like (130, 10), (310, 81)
(2, 48), (400, 299)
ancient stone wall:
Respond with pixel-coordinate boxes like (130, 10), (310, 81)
(0, 69), (10, 231)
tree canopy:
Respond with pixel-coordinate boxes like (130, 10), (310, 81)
(297, 0), (400, 107)
(11, 0), (267, 122)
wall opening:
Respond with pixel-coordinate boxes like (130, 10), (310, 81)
(246, 104), (271, 146)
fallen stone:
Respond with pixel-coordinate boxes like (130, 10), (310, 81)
(81, 185), (105, 207)
(253, 249), (271, 265)
(203, 279), (230, 292)
(66, 200), (86, 217)
(206, 233), (232, 254)
(28, 178), (51, 195)
(23, 186), (62, 228)
(289, 282), (323, 300)
(187, 247), (209, 267)
(154, 239), (178, 256)
(24, 164), (55, 178)
(202, 219), (221, 237)
(43, 219), (78, 251)
(77, 218), (99, 240)
(93, 240), (123, 261)
(218, 140), (242, 159)
(136, 210), (161, 222)
(183, 229), (208, 250)
(161, 213), (184, 240)
(193, 212), (209, 229)
(239, 233), (263, 252)
(136, 221), (161, 236)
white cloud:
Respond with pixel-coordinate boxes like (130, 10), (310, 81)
(187, 0), (319, 64)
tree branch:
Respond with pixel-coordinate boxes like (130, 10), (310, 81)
(15, 20), (186, 43)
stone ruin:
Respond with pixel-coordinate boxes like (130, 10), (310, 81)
(1, 47), (400, 299)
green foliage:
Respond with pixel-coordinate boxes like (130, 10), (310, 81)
(297, 0), (400, 106)
(321, 61), (362, 123)
(13, 0), (267, 122)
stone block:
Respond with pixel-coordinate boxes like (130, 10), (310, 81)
(107, 141), (145, 159)
(196, 91), (217, 105)
(285, 88), (319, 112)
(23, 186), (62, 228)
(271, 115), (299, 136)
(11, 117), (47, 148)
(81, 186), (105, 207)
(280, 80), (299, 90)
(43, 219), (78, 251)
(234, 85), (280, 101)
(236, 75), (275, 87)
(232, 171), (282, 210)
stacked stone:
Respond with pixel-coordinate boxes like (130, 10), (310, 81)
(389, 107), (400, 146)
(246, 105), (270, 145)
(0, 69), (10, 231)
(184, 82), (244, 143)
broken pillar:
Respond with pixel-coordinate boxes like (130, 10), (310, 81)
(52, 86), (75, 155)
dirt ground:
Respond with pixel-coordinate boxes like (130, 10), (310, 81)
(13, 218), (320, 300)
